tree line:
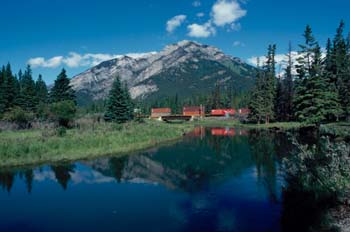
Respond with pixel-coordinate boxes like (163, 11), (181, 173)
(249, 21), (350, 125)
(0, 65), (76, 128)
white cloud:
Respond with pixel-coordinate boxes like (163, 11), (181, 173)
(185, 0), (246, 38)
(192, 1), (201, 7)
(233, 41), (245, 47)
(28, 56), (63, 68)
(196, 12), (205, 17)
(28, 52), (157, 69)
(166, 15), (187, 33)
(187, 22), (216, 38)
(247, 50), (326, 76)
(211, 0), (246, 27)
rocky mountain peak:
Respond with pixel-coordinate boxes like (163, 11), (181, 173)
(71, 41), (256, 105)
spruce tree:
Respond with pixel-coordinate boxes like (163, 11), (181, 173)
(261, 44), (277, 124)
(3, 63), (19, 109)
(248, 58), (265, 123)
(283, 42), (295, 121)
(104, 76), (133, 123)
(0, 66), (5, 114)
(50, 69), (75, 103)
(35, 74), (48, 103)
(17, 65), (37, 112)
(295, 26), (343, 124)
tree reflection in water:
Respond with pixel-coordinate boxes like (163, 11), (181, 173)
(51, 164), (75, 190)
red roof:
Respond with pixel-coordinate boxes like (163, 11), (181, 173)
(152, 108), (171, 113)
(183, 106), (203, 112)
(211, 109), (236, 116)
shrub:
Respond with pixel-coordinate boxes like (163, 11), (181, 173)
(50, 100), (76, 128)
(3, 107), (34, 129)
(56, 127), (67, 137)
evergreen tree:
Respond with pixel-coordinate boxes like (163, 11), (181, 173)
(248, 58), (265, 123)
(0, 66), (5, 114)
(104, 76), (134, 123)
(35, 74), (48, 103)
(3, 63), (19, 109)
(295, 26), (343, 124)
(50, 69), (75, 103)
(17, 65), (37, 112)
(282, 42), (295, 121)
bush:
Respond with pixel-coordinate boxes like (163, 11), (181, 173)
(56, 127), (67, 137)
(284, 136), (350, 198)
(50, 100), (76, 128)
(3, 107), (34, 129)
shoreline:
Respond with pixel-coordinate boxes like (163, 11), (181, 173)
(0, 121), (194, 168)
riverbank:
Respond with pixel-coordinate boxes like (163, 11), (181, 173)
(0, 120), (194, 168)
(194, 118), (303, 129)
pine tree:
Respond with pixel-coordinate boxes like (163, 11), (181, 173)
(104, 76), (133, 123)
(17, 65), (37, 112)
(50, 69), (75, 103)
(0, 66), (5, 114)
(295, 26), (343, 124)
(248, 58), (265, 123)
(283, 42), (295, 121)
(35, 74), (48, 103)
(261, 44), (277, 124)
(3, 63), (19, 109)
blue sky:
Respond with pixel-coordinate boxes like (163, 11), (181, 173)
(1, 0), (349, 84)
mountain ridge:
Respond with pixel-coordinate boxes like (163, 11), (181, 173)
(71, 40), (257, 105)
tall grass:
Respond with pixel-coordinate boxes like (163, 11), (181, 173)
(0, 120), (193, 167)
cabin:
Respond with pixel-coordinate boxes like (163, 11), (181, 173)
(238, 108), (250, 115)
(211, 109), (236, 117)
(151, 108), (172, 118)
(183, 106), (205, 117)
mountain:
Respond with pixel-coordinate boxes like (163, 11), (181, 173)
(71, 40), (257, 105)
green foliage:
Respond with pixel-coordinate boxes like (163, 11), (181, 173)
(17, 65), (38, 112)
(50, 100), (76, 128)
(56, 127), (67, 137)
(249, 45), (277, 124)
(104, 77), (134, 123)
(35, 74), (48, 104)
(0, 64), (20, 114)
(50, 69), (75, 104)
(3, 107), (34, 129)
(0, 120), (193, 167)
(276, 43), (294, 121)
(284, 136), (350, 198)
(294, 26), (343, 125)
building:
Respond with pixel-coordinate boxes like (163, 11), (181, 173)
(151, 108), (172, 118)
(183, 106), (205, 117)
(211, 109), (236, 117)
(238, 108), (250, 115)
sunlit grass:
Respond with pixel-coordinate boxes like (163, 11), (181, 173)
(0, 120), (193, 167)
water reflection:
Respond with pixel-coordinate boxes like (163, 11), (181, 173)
(0, 127), (296, 232)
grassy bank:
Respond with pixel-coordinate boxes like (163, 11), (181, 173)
(194, 118), (303, 130)
(0, 120), (193, 167)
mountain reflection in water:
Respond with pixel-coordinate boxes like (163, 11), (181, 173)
(0, 127), (297, 232)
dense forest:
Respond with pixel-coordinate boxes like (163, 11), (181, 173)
(1, 21), (350, 127)
(249, 21), (350, 125)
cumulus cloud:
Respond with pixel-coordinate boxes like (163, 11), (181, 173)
(247, 50), (326, 76)
(187, 22), (216, 38)
(196, 12), (205, 17)
(211, 0), (247, 27)
(192, 1), (201, 7)
(166, 15), (187, 33)
(186, 0), (246, 38)
(28, 52), (157, 69)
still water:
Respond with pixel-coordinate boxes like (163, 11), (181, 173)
(0, 128), (298, 232)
